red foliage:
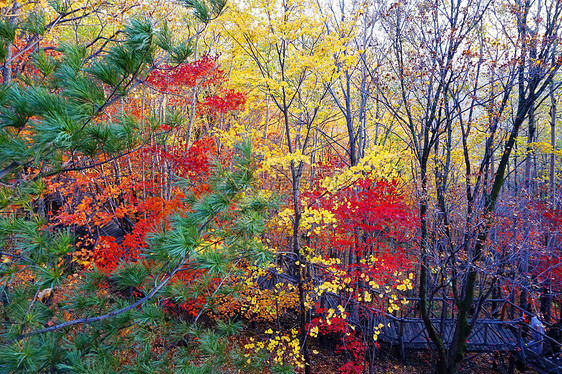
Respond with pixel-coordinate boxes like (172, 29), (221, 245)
(307, 177), (416, 279)
(299, 176), (416, 371)
(144, 138), (216, 182)
(198, 90), (246, 115)
(145, 55), (246, 123)
(0, 39), (60, 84)
(308, 316), (366, 374)
(146, 55), (225, 93)
(92, 236), (140, 274)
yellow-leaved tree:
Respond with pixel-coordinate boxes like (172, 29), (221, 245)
(217, 0), (347, 371)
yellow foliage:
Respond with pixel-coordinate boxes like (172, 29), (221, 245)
(275, 206), (337, 233)
(320, 145), (407, 194)
(244, 328), (304, 369)
(216, 265), (299, 322)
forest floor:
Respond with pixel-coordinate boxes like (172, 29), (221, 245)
(233, 323), (539, 373)
(308, 349), (539, 373)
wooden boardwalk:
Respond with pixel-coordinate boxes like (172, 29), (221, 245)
(298, 281), (562, 371)
(375, 318), (518, 352)
(373, 316), (562, 373)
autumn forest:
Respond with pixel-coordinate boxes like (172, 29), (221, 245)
(0, 0), (561, 372)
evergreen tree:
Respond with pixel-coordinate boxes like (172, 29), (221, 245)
(0, 0), (275, 372)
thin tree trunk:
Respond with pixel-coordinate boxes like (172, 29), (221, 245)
(525, 101), (536, 193)
(550, 82), (557, 204)
(1, 2), (18, 85)
(185, 32), (201, 147)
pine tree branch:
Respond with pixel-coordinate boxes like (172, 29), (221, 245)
(0, 161), (22, 181)
(5, 4), (111, 67)
(3, 165), (242, 345)
(84, 31), (124, 62)
(32, 125), (173, 180)
(76, 34), (155, 134)
(35, 143), (146, 179)
(3, 256), (185, 346)
(0, 251), (33, 264)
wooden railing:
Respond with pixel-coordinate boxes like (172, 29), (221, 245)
(359, 296), (562, 372)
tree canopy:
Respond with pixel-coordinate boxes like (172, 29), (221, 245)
(1, 0), (561, 373)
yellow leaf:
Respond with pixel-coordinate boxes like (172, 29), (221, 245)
(38, 287), (53, 300)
